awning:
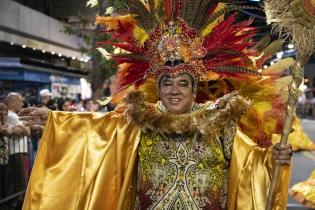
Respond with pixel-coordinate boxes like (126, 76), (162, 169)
(0, 58), (82, 85)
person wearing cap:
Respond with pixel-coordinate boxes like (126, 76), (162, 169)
(38, 89), (52, 108)
(29, 89), (54, 168)
(38, 89), (56, 111)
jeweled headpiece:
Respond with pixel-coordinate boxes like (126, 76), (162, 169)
(96, 1), (261, 98)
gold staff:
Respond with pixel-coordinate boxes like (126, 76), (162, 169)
(263, 0), (315, 209)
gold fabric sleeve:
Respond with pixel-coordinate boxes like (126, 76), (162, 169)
(22, 110), (141, 210)
(23, 111), (290, 210)
(227, 129), (291, 210)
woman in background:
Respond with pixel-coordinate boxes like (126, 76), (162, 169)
(57, 98), (73, 111)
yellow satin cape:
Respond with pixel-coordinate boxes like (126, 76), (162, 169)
(272, 116), (315, 151)
(23, 110), (290, 210)
(289, 170), (315, 209)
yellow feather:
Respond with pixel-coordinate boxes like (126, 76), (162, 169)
(253, 36), (271, 52)
(262, 40), (284, 57)
(139, 77), (158, 102)
(152, 0), (160, 20)
(95, 15), (137, 30)
(139, 0), (150, 11)
(96, 97), (112, 106)
(262, 57), (295, 75)
(275, 76), (292, 88)
(201, 3), (227, 37)
(249, 53), (264, 68)
(133, 26), (149, 47)
(96, 47), (111, 60)
(263, 118), (278, 133)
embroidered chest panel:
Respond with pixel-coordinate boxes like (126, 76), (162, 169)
(135, 130), (234, 210)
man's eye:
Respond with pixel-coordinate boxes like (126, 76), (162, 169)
(179, 82), (189, 87)
(163, 83), (172, 86)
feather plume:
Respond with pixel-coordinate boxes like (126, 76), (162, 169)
(262, 58), (294, 75)
(262, 40), (284, 58)
(133, 25), (149, 47)
(253, 36), (271, 52)
(96, 15), (137, 31)
(264, 0), (315, 57)
(201, 3), (227, 36)
(164, 0), (173, 20)
(127, 0), (157, 31)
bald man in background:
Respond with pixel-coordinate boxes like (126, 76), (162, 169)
(5, 92), (30, 199)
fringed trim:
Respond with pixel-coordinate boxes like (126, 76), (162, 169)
(123, 91), (251, 140)
(264, 0), (315, 57)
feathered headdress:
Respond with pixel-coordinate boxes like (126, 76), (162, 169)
(96, 1), (263, 94)
(96, 0), (294, 147)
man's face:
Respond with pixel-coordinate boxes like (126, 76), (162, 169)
(10, 95), (23, 112)
(40, 95), (51, 105)
(159, 73), (195, 114)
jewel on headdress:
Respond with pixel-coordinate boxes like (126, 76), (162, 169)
(157, 21), (183, 64)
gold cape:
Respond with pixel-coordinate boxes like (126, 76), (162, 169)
(272, 116), (315, 151)
(289, 169), (315, 209)
(23, 110), (290, 210)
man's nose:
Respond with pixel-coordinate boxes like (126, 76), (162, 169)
(170, 84), (180, 95)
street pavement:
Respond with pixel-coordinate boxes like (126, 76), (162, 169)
(287, 119), (315, 210)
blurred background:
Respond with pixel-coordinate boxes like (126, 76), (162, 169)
(0, 0), (314, 209)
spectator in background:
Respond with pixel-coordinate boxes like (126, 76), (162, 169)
(103, 82), (111, 97)
(0, 103), (12, 200)
(83, 99), (94, 112)
(29, 89), (54, 170)
(5, 93), (30, 199)
(38, 89), (56, 110)
(83, 99), (99, 112)
(57, 98), (73, 111)
(0, 95), (6, 103)
(74, 94), (84, 112)
(297, 92), (307, 118)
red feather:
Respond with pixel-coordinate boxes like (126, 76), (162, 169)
(165, 0), (173, 21)
(116, 62), (150, 92)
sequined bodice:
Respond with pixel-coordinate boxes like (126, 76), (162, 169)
(135, 127), (235, 210)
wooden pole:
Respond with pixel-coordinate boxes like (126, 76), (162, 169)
(265, 55), (310, 210)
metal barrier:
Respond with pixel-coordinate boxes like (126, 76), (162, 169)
(0, 135), (31, 210)
(0, 191), (25, 210)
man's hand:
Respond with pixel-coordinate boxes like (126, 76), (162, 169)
(19, 107), (48, 127)
(0, 125), (12, 135)
(272, 143), (293, 165)
(12, 125), (25, 136)
(30, 125), (44, 132)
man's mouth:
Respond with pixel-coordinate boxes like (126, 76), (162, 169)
(169, 98), (181, 104)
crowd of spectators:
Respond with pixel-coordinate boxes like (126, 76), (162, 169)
(0, 88), (114, 210)
(296, 89), (315, 119)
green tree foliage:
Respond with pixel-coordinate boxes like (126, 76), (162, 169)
(62, 2), (117, 95)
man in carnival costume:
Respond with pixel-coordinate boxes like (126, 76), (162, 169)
(21, 1), (294, 209)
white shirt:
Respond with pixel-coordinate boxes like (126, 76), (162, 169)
(7, 110), (28, 154)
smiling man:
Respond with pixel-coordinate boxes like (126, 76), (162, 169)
(20, 73), (292, 210)
(21, 1), (294, 210)
(159, 73), (195, 114)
